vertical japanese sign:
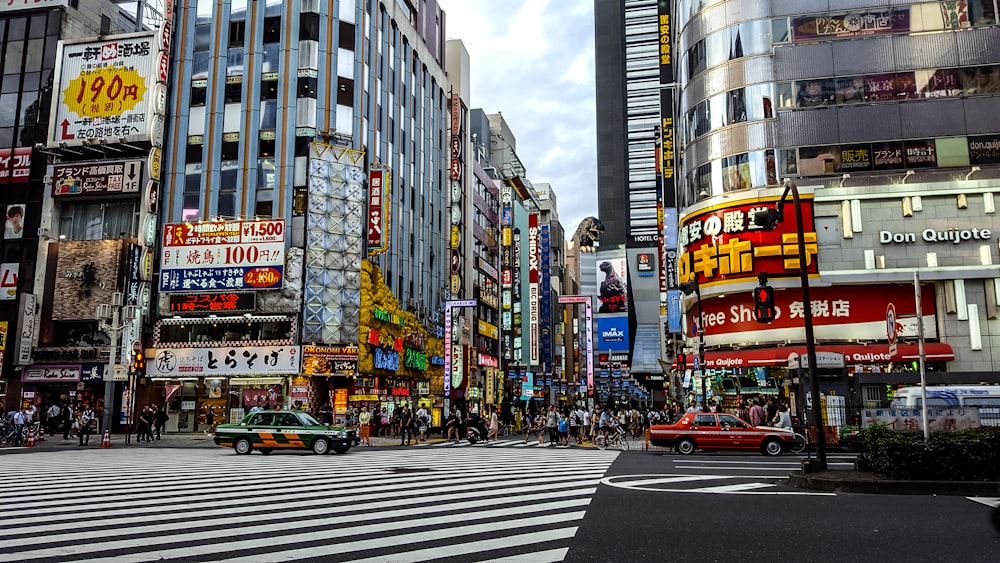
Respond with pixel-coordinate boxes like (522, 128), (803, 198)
(367, 167), (390, 255)
(48, 32), (158, 146)
(16, 293), (36, 365)
(657, 0), (673, 84)
(450, 92), (462, 181)
(528, 214), (540, 366)
(540, 225), (551, 371)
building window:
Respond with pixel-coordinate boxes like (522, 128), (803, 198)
(339, 21), (355, 50)
(338, 77), (354, 105)
(300, 12), (319, 41)
(186, 141), (204, 164)
(298, 76), (318, 98)
(263, 16), (281, 44)
(194, 24), (211, 52)
(229, 20), (246, 48)
(221, 140), (239, 161)
(260, 80), (278, 100)
(225, 81), (243, 103)
(191, 85), (207, 106)
(258, 139), (275, 158)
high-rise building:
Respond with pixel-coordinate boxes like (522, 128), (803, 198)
(594, 0), (665, 404)
(152, 0), (449, 424)
(674, 1), (1000, 420)
(3, 0), (164, 427)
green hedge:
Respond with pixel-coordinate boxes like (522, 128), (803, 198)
(860, 424), (1000, 480)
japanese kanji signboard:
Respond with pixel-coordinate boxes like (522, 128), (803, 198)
(0, 0), (68, 14)
(688, 284), (936, 347)
(52, 160), (142, 196)
(148, 345), (301, 376)
(0, 148), (31, 184)
(367, 167), (390, 255)
(167, 292), (256, 314)
(159, 219), (285, 292)
(679, 194), (818, 286)
(48, 32), (157, 146)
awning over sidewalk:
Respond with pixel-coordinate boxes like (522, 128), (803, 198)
(702, 342), (954, 369)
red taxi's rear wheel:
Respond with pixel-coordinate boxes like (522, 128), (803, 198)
(762, 438), (783, 456)
(676, 438), (695, 455)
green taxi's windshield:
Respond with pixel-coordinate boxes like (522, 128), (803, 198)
(299, 413), (323, 426)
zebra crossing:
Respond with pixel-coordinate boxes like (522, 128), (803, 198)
(0, 446), (618, 562)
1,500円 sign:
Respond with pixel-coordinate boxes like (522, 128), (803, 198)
(159, 220), (285, 292)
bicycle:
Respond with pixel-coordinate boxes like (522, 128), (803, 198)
(594, 425), (630, 451)
(790, 432), (807, 454)
(497, 422), (511, 437)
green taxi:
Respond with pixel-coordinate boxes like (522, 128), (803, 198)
(214, 410), (355, 455)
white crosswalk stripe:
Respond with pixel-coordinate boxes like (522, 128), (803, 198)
(0, 446), (617, 562)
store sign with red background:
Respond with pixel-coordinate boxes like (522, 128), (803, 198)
(689, 284), (936, 347)
(678, 195), (817, 286)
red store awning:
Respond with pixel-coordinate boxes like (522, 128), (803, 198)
(702, 342), (954, 370)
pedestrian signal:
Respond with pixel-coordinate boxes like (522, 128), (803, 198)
(133, 351), (146, 376)
(752, 285), (776, 323)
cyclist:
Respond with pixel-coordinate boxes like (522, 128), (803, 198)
(599, 407), (617, 439)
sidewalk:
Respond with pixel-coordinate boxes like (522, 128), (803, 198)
(1, 432), (218, 452)
(787, 469), (1000, 496)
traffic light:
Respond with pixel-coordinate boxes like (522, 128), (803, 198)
(752, 278), (776, 324)
(132, 351), (146, 376)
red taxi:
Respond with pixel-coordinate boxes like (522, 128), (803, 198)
(648, 412), (798, 456)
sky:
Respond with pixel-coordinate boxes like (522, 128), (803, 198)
(437, 0), (599, 241)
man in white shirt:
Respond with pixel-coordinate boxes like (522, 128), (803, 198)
(46, 404), (61, 436)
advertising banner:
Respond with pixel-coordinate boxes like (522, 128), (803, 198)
(636, 253), (655, 277)
(367, 167), (390, 255)
(1, 263), (19, 301)
(159, 219), (285, 292)
(301, 345), (359, 375)
(0, 148), (31, 184)
(791, 9), (910, 42)
(167, 292), (256, 315)
(52, 160), (142, 196)
(596, 253), (628, 314)
(597, 316), (630, 353)
(862, 408), (980, 430)
(528, 214), (540, 365)
(679, 194), (817, 286)
(148, 345), (301, 376)
(49, 33), (159, 146)
(969, 134), (1000, 165)
(689, 284), (936, 347)
(22, 365), (82, 383)
(656, 0), (673, 84)
(0, 0), (68, 13)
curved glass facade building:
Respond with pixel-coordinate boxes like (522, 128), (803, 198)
(671, 1), (1000, 415)
(677, 0), (1000, 206)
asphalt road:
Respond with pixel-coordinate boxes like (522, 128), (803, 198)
(1, 441), (997, 562)
(570, 450), (1000, 562)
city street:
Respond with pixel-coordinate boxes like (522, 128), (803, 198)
(1, 444), (997, 562)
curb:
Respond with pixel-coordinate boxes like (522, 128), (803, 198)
(786, 471), (1000, 496)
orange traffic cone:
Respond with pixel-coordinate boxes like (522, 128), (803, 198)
(25, 427), (35, 447)
(37, 425), (46, 442)
(101, 430), (112, 448)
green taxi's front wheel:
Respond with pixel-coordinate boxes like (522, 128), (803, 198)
(234, 438), (254, 455)
(311, 438), (330, 455)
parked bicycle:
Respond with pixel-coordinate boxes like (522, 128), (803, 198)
(595, 425), (630, 451)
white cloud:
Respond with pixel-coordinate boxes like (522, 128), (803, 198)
(439, 0), (597, 239)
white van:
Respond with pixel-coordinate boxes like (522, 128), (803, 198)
(889, 385), (1000, 426)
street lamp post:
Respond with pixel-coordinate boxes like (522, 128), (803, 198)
(96, 292), (135, 437)
(679, 259), (707, 412)
(753, 181), (827, 470)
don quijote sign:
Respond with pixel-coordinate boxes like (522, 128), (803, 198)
(879, 227), (992, 245)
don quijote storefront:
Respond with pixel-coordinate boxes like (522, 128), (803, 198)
(678, 190), (956, 438)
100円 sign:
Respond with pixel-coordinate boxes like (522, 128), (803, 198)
(159, 219), (286, 292)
